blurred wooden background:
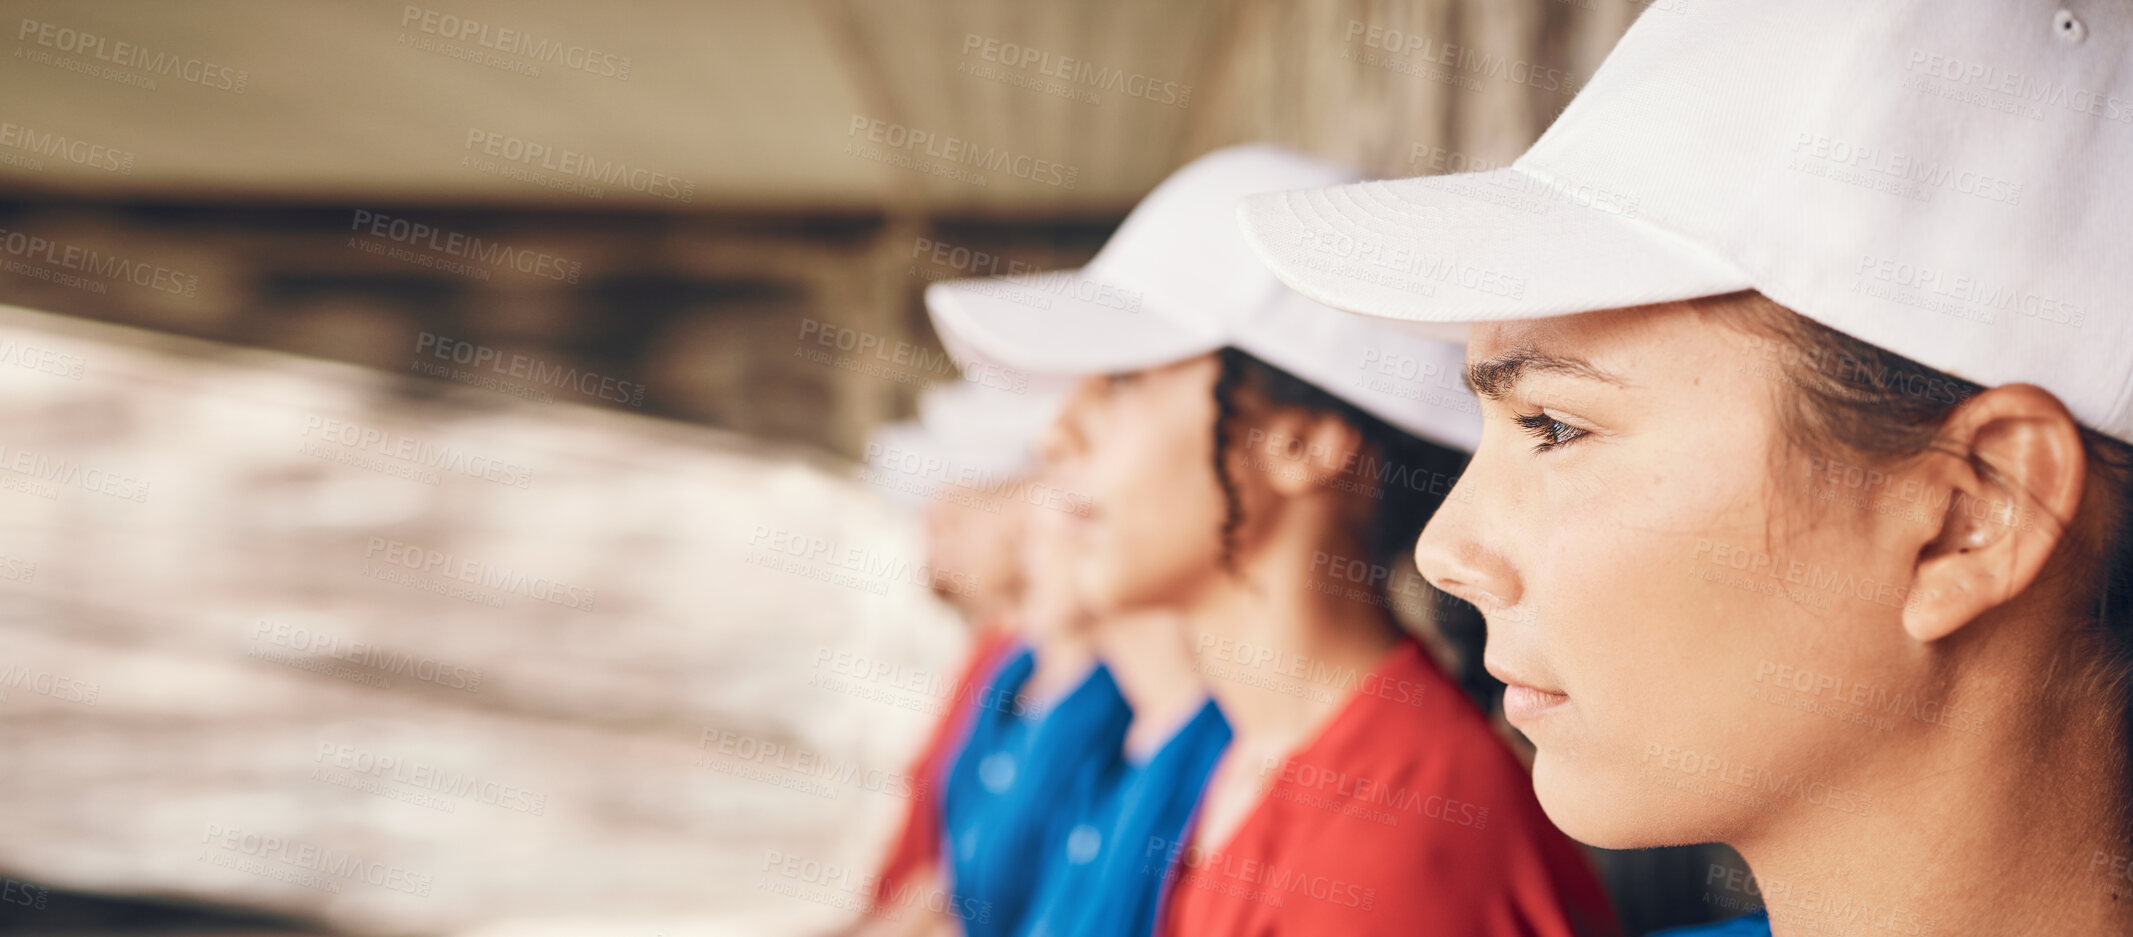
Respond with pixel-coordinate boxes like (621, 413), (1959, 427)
(0, 303), (970, 934)
(0, 0), (1650, 459)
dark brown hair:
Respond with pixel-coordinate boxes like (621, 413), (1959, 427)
(1206, 346), (1495, 703)
(1710, 290), (2133, 766)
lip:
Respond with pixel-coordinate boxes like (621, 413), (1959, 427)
(1500, 684), (1571, 725)
(1061, 498), (1101, 526)
(1486, 656), (1569, 726)
(1054, 506), (1099, 534)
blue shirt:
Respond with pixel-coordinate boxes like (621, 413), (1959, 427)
(941, 649), (1132, 937)
(1015, 698), (1233, 937)
(1654, 912), (1773, 937)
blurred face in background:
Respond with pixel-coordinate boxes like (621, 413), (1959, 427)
(921, 481), (1027, 622)
(1414, 302), (1918, 849)
(1039, 354), (1231, 617)
(1019, 470), (1095, 643)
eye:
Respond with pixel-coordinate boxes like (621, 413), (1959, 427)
(1512, 410), (1588, 453)
(1104, 372), (1140, 389)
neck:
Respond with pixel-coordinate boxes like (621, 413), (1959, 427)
(1022, 630), (1095, 711)
(1178, 517), (1401, 751)
(1734, 628), (2133, 937)
(1093, 610), (1207, 757)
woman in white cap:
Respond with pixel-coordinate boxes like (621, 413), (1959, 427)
(1237, 3), (2133, 935)
(930, 144), (1615, 937)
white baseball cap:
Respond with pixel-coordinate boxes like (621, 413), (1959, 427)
(1238, 1), (2133, 443)
(915, 378), (1069, 470)
(862, 379), (1068, 506)
(927, 144), (1481, 453)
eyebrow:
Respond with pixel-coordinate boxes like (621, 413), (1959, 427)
(1465, 348), (1627, 400)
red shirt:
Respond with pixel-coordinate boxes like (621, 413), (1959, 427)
(869, 625), (1021, 909)
(1160, 640), (1618, 937)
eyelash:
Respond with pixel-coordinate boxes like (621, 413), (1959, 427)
(1513, 411), (1588, 453)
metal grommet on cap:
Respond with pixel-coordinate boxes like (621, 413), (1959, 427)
(2053, 9), (2087, 43)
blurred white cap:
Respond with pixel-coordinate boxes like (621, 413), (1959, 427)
(862, 378), (1067, 505)
(927, 144), (1481, 453)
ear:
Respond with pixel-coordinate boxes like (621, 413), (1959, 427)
(1239, 408), (1366, 498)
(1902, 384), (2086, 643)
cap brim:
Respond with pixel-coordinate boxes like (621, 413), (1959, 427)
(917, 381), (1068, 451)
(1237, 167), (1751, 328)
(926, 271), (1221, 377)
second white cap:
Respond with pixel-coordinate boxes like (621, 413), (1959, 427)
(927, 144), (1481, 453)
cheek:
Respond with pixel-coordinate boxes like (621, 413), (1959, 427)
(1081, 412), (1225, 608)
(1509, 433), (1762, 721)
(1539, 472), (1756, 715)
(925, 512), (969, 566)
(1524, 438), (1894, 842)
(970, 512), (1023, 580)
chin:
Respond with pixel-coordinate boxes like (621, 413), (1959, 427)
(1080, 558), (1156, 610)
(1528, 750), (1683, 851)
(1077, 568), (1131, 618)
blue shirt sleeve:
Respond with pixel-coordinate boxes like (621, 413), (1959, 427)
(1650, 911), (1773, 937)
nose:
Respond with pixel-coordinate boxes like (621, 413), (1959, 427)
(1412, 452), (1522, 613)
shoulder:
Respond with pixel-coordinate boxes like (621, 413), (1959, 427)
(1256, 645), (1612, 924)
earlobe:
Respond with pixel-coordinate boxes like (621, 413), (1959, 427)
(1292, 414), (1367, 494)
(1903, 490), (2019, 642)
(1899, 385), (2086, 644)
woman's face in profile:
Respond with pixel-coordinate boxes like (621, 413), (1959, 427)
(1019, 472), (1096, 641)
(1040, 354), (1231, 617)
(1415, 302), (1924, 849)
(923, 484), (1026, 616)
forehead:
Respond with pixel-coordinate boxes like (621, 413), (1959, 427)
(1467, 301), (1721, 370)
